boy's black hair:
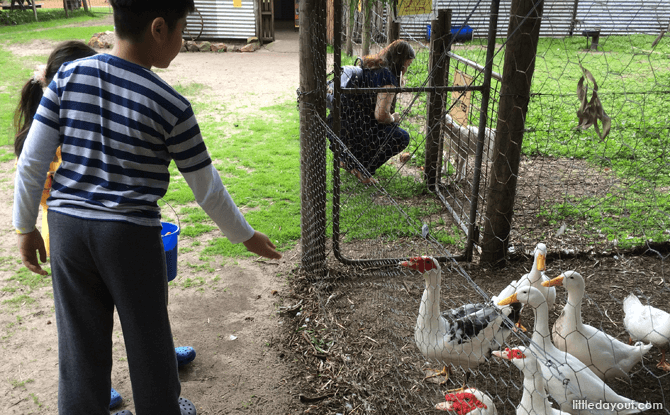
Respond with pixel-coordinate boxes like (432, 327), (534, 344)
(109, 0), (196, 43)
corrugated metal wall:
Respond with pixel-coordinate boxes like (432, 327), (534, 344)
(190, 0), (257, 41)
(398, 1), (670, 41)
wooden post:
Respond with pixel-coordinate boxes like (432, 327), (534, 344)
(299, 0), (327, 276)
(480, 0), (544, 266)
(31, 0), (37, 21)
(361, 1), (371, 57)
(385, 1), (399, 44)
(345, 0), (353, 56)
(63, 0), (69, 18)
(423, 9), (450, 191)
(82, 0), (89, 12)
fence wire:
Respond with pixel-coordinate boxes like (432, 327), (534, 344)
(294, 0), (669, 413)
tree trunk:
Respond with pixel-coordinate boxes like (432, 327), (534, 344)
(480, 0), (544, 266)
(361, 2), (371, 57)
(385, 2), (399, 44)
(345, 0), (353, 56)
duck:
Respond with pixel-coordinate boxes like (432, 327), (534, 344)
(491, 243), (555, 330)
(492, 346), (569, 415)
(498, 286), (648, 415)
(542, 271), (652, 381)
(623, 293), (670, 371)
(435, 387), (498, 414)
(401, 256), (521, 378)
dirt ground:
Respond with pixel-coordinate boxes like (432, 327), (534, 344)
(1, 15), (669, 415)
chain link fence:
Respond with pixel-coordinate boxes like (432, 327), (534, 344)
(294, 0), (669, 413)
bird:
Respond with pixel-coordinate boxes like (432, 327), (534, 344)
(401, 256), (521, 382)
(623, 293), (670, 371)
(492, 346), (569, 415)
(492, 243), (555, 331)
(435, 387), (498, 414)
(443, 114), (496, 182)
(542, 271), (652, 381)
(498, 286), (648, 415)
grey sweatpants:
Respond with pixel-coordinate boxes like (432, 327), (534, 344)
(48, 211), (181, 415)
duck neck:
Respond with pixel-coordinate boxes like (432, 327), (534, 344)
(522, 369), (553, 413)
(530, 302), (552, 349)
(422, 269), (442, 322)
(563, 289), (584, 330)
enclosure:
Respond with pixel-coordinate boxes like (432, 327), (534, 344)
(291, 0), (670, 413)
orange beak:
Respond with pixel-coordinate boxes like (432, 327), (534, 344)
(537, 254), (546, 271)
(497, 293), (518, 306)
(542, 275), (563, 287)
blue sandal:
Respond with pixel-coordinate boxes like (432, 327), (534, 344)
(176, 346), (196, 367)
(110, 387), (122, 409)
(179, 397), (197, 415)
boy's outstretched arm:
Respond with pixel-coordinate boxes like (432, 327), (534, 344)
(17, 230), (49, 276)
(243, 231), (282, 259)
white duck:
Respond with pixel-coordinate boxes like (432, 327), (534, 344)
(543, 271), (652, 381)
(492, 243), (555, 330)
(623, 293), (670, 371)
(492, 346), (569, 415)
(401, 256), (521, 374)
(435, 387), (498, 414)
(498, 287), (648, 415)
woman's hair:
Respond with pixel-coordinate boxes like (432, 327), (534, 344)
(109, 0), (195, 43)
(13, 40), (96, 157)
(361, 40), (416, 78)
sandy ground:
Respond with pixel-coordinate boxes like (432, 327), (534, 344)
(0, 17), (305, 415)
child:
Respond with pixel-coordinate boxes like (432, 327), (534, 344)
(13, 1), (282, 415)
(13, 40), (199, 412)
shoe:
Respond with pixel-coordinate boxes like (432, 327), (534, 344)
(176, 346), (196, 367)
(112, 411), (133, 415)
(110, 387), (122, 409)
(179, 397), (197, 415)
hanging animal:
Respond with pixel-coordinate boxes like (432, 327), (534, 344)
(543, 271), (652, 381)
(623, 293), (670, 371)
(498, 287), (648, 415)
(401, 256), (521, 381)
(492, 346), (569, 415)
(435, 388), (498, 414)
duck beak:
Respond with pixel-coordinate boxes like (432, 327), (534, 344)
(435, 401), (454, 411)
(498, 293), (518, 306)
(542, 275), (563, 287)
(491, 350), (503, 358)
(537, 254), (546, 271)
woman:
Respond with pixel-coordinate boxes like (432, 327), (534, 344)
(334, 40), (415, 184)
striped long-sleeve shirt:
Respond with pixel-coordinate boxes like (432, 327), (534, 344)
(14, 54), (254, 243)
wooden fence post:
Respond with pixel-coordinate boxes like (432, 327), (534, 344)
(386, 2), (399, 44)
(299, 0), (327, 276)
(423, 9), (450, 191)
(480, 0), (544, 265)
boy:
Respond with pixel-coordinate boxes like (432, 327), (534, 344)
(13, 1), (281, 414)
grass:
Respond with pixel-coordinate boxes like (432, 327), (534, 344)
(352, 34), (670, 249)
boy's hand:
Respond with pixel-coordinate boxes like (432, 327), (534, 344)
(243, 231), (282, 260)
(17, 229), (49, 276)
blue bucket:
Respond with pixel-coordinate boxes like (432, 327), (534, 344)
(161, 222), (180, 282)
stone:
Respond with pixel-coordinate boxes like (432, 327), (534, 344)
(199, 41), (212, 52)
(212, 42), (227, 52)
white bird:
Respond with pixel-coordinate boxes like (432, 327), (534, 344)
(543, 271), (652, 381)
(623, 293), (670, 371)
(492, 243), (555, 330)
(435, 387), (497, 414)
(498, 287), (648, 415)
(492, 346), (569, 415)
(444, 114), (496, 182)
(401, 256), (521, 376)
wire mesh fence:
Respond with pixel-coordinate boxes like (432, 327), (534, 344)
(295, 0), (670, 413)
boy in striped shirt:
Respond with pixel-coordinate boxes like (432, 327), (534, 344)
(13, 1), (281, 414)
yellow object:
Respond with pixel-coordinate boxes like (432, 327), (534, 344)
(398, 0), (432, 16)
(40, 147), (62, 256)
(233, 0), (241, 7)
